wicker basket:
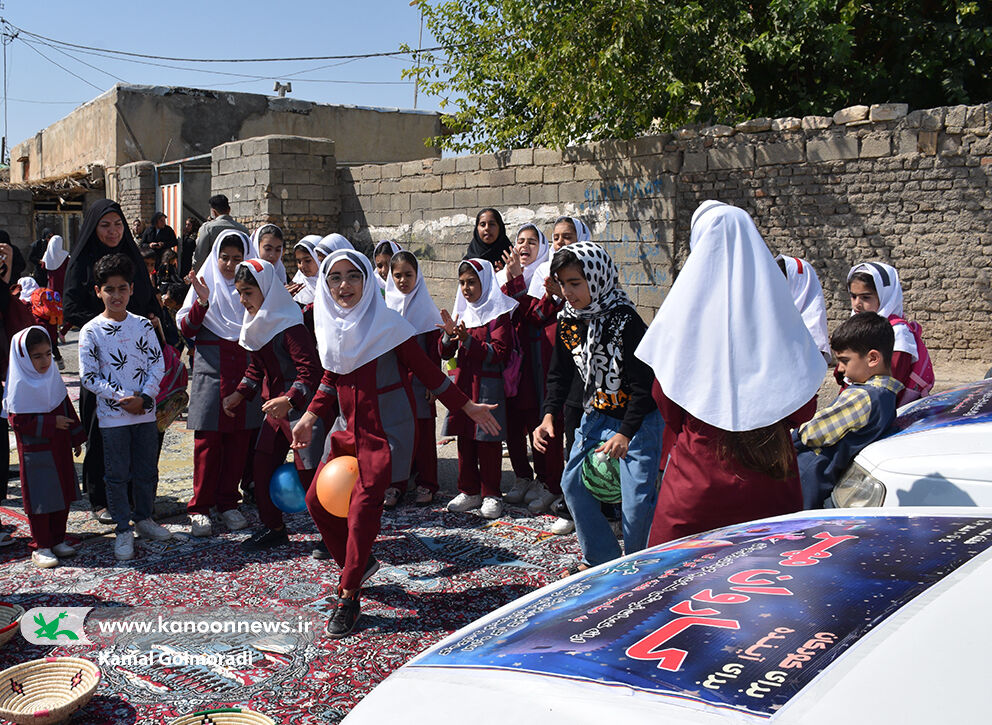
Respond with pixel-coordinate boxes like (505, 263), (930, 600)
(169, 707), (275, 725)
(0, 602), (24, 649)
(0, 656), (100, 725)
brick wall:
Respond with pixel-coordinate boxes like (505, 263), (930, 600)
(337, 102), (992, 364)
(211, 135), (339, 272)
(0, 189), (35, 263)
(118, 161), (157, 227)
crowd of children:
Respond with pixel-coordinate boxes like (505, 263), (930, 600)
(2, 197), (936, 638)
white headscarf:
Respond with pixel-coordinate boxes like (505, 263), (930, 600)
(237, 258), (305, 352)
(847, 261), (917, 358)
(2, 327), (67, 417)
(17, 277), (39, 301)
(385, 251), (443, 335)
(452, 258), (518, 328)
(177, 230), (250, 342)
(251, 224), (287, 282)
(41, 235), (69, 271)
(373, 240), (403, 291)
(635, 202), (827, 431)
(316, 233), (353, 259)
(313, 250), (416, 374)
(527, 216), (592, 299)
(498, 223), (549, 290)
(292, 238), (322, 305)
(776, 255), (830, 361)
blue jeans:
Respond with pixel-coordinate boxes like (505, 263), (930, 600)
(562, 409), (664, 567)
(102, 422), (159, 534)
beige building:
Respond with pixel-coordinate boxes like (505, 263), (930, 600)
(9, 83), (444, 246)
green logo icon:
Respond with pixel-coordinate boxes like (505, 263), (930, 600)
(33, 610), (80, 641)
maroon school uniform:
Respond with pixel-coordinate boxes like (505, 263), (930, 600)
(650, 382), (817, 546)
(502, 274), (564, 494)
(440, 312), (511, 498)
(180, 300), (263, 516)
(236, 324), (324, 530)
(306, 337), (468, 591)
(9, 395), (86, 549)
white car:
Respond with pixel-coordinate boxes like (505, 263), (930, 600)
(344, 508), (992, 725)
(832, 379), (992, 507)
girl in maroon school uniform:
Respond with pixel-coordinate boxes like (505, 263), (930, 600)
(440, 258), (516, 520)
(290, 249), (499, 638)
(4, 327), (86, 568)
(177, 230), (262, 537)
(223, 258), (325, 552)
(384, 250), (443, 507)
(497, 223), (563, 514)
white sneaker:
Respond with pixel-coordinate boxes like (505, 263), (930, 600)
(524, 482), (544, 504)
(527, 483), (558, 514)
(505, 477), (534, 504)
(135, 518), (172, 541)
(446, 493), (483, 512)
(115, 531), (135, 560)
(189, 513), (212, 537)
(52, 542), (77, 558)
(32, 549), (59, 568)
(551, 517), (575, 535)
(480, 497), (504, 519)
(220, 509), (248, 531)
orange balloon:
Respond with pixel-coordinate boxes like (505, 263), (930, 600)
(316, 456), (360, 517)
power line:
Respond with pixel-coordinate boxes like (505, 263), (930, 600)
(14, 34), (102, 92)
(20, 36), (127, 84)
(5, 20), (449, 64)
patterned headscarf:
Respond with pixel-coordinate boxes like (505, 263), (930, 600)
(557, 241), (634, 379)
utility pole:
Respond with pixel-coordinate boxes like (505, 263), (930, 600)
(410, 0), (423, 109)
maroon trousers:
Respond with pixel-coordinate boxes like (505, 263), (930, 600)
(505, 404), (564, 495)
(456, 437), (503, 498)
(188, 430), (251, 515)
(305, 442), (388, 593)
(411, 417), (438, 493)
(27, 510), (69, 550)
(253, 423), (315, 531)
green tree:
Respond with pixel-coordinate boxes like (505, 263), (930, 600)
(407, 0), (992, 152)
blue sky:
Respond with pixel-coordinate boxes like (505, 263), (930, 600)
(1, 0), (442, 150)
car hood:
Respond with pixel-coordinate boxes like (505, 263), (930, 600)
(857, 422), (992, 480)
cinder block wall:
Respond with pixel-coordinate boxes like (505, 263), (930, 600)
(211, 135), (340, 272)
(337, 103), (992, 364)
(0, 189), (35, 262)
(118, 161), (157, 228)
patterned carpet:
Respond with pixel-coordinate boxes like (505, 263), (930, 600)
(0, 487), (580, 724)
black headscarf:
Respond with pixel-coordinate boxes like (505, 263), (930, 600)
(63, 199), (161, 330)
(464, 208), (512, 270)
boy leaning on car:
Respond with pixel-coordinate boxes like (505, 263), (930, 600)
(793, 312), (903, 509)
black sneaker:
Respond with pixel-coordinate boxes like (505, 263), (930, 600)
(361, 554), (381, 584)
(312, 541), (331, 560)
(326, 594), (361, 639)
(241, 527), (288, 552)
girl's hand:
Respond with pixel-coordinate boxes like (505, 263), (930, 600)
(437, 308), (458, 337)
(285, 282), (304, 296)
(543, 275), (562, 299)
(595, 433), (630, 460)
(502, 249), (523, 280)
(73, 445), (82, 457)
(262, 396), (292, 419)
(191, 274), (210, 304)
(291, 412), (316, 449)
(222, 392), (244, 418)
(55, 415), (72, 430)
(532, 414), (556, 453)
(463, 400), (501, 437)
(453, 319), (469, 344)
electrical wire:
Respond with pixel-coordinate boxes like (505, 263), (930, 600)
(14, 35), (103, 91)
(5, 20), (451, 64)
(20, 36), (128, 84)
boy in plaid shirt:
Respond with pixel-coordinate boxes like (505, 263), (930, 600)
(794, 312), (903, 508)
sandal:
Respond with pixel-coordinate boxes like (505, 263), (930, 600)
(558, 562), (589, 580)
(414, 486), (435, 507)
(383, 487), (402, 510)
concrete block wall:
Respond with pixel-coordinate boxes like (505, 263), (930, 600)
(117, 161), (157, 228)
(211, 135), (340, 271)
(0, 189), (36, 260)
(338, 102), (992, 364)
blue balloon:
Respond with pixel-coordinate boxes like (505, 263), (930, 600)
(270, 462), (307, 514)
